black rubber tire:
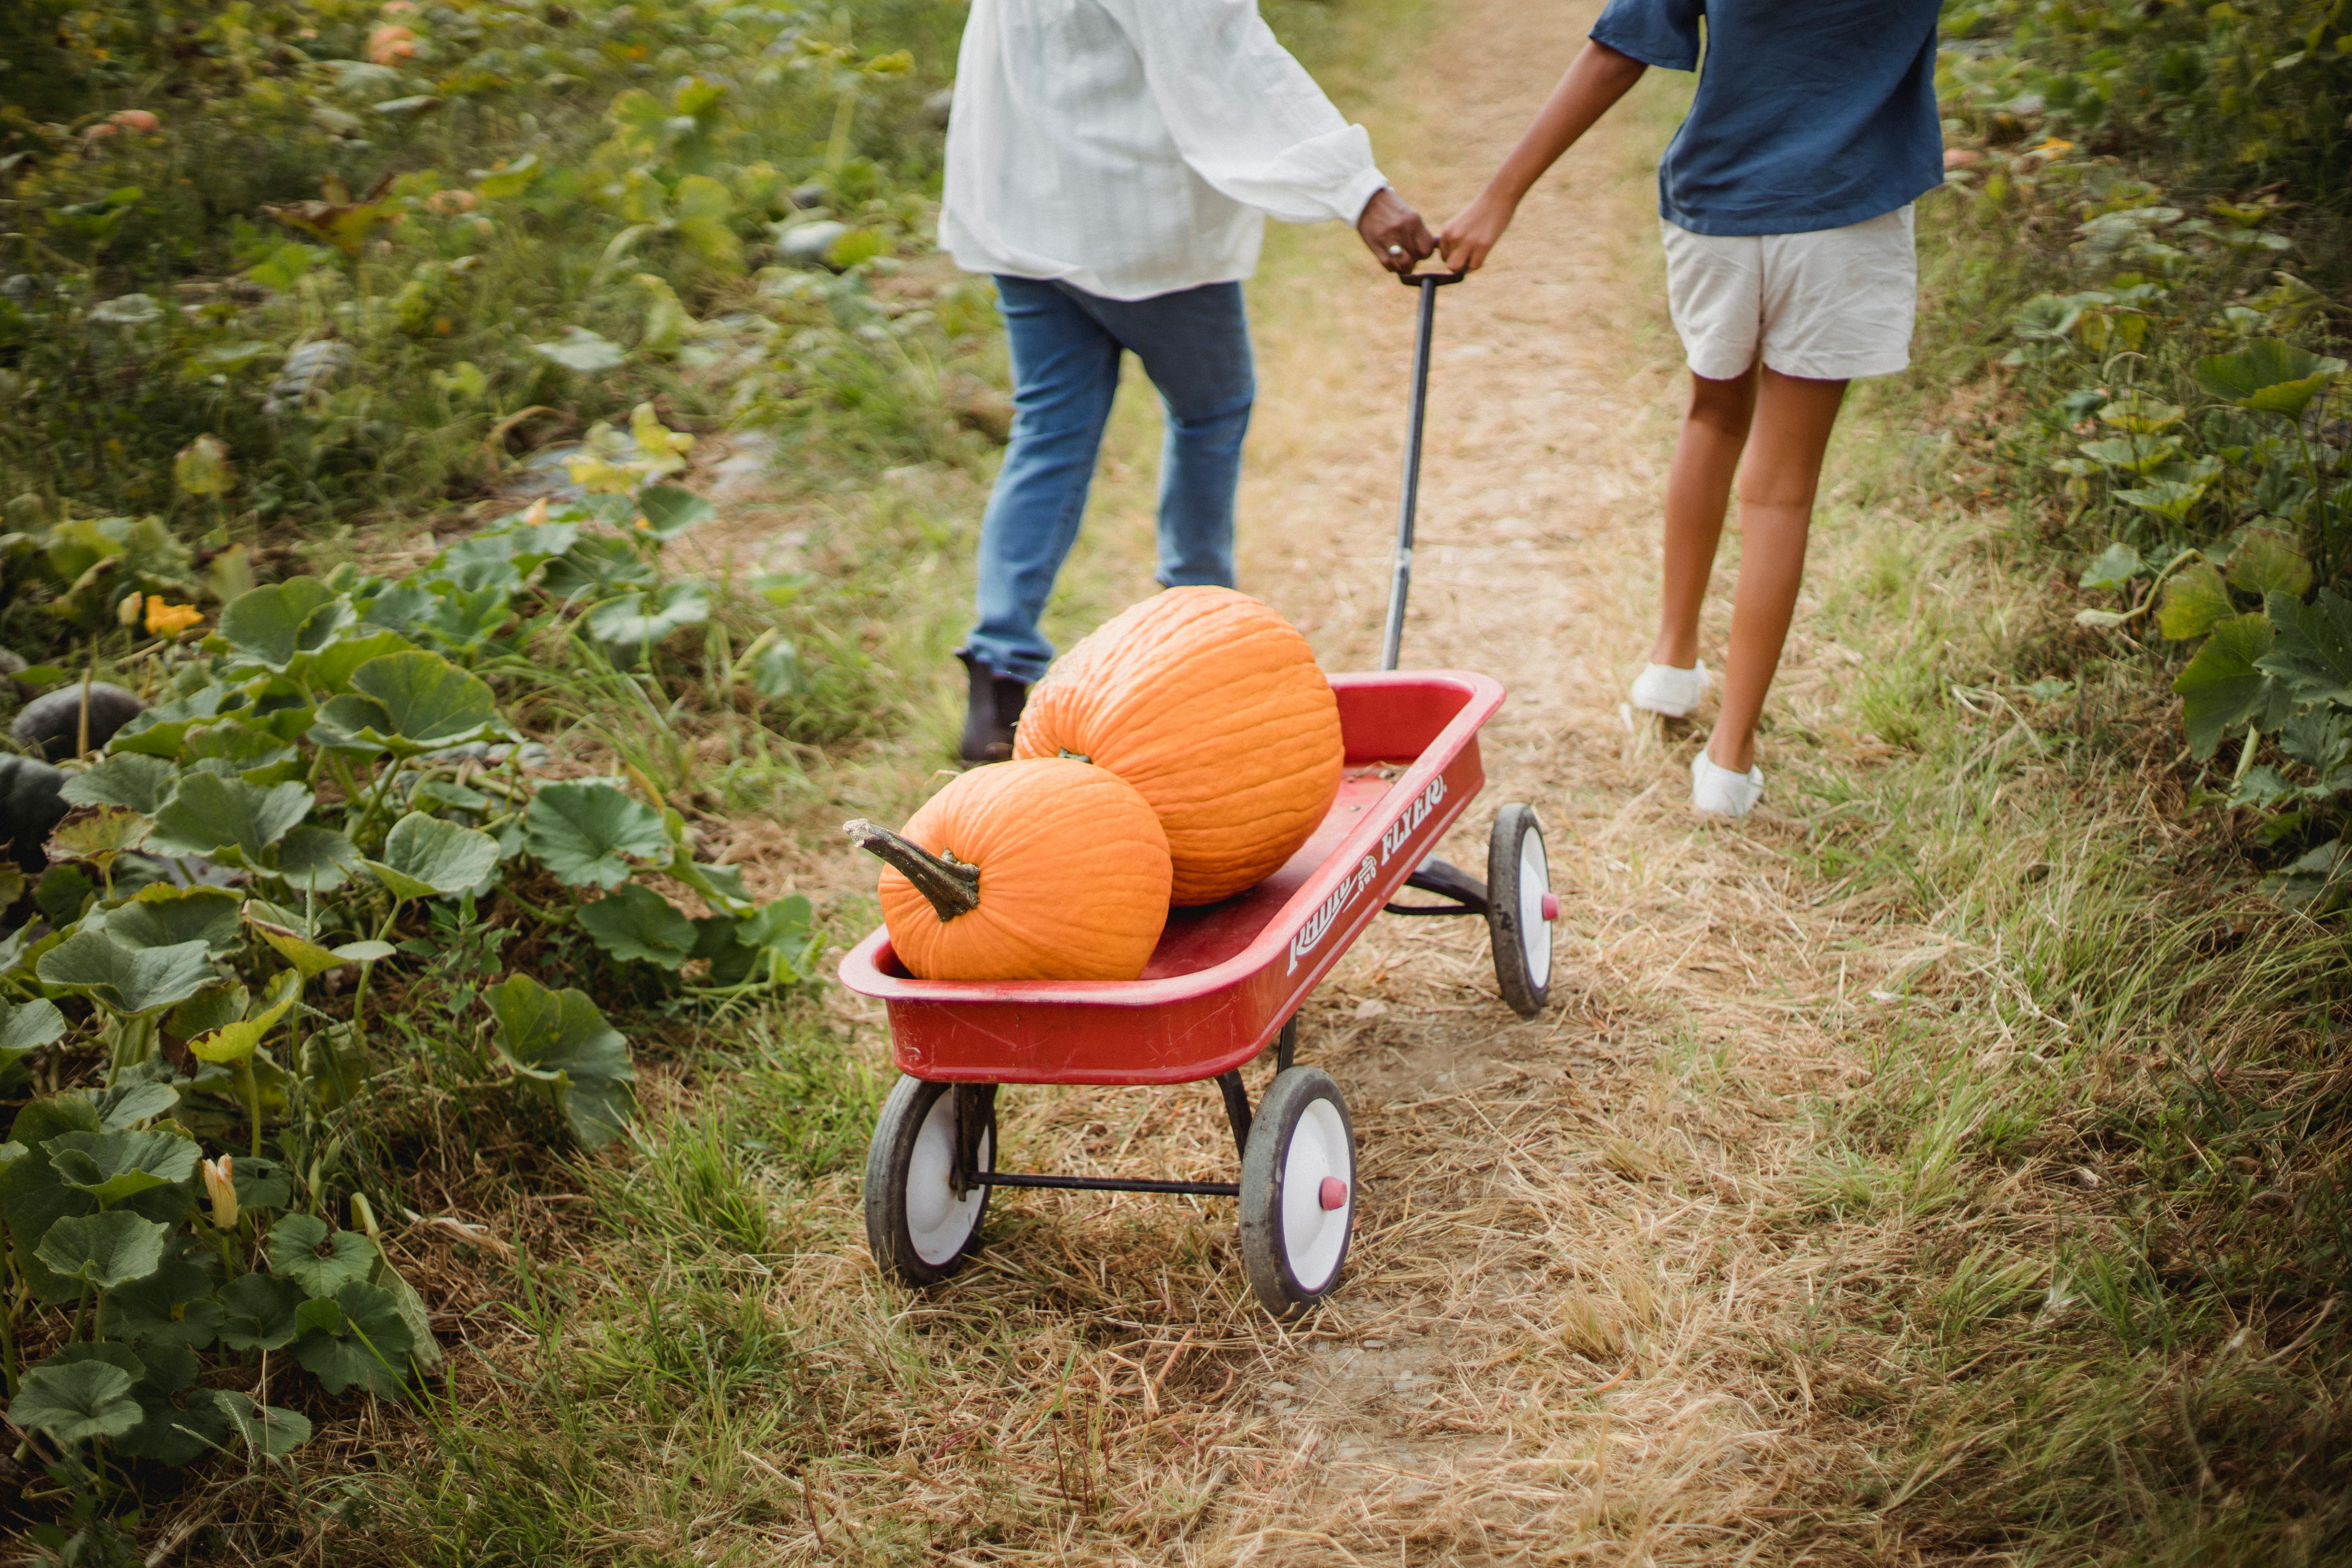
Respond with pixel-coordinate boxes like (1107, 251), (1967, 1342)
(1239, 1067), (1356, 1318)
(1486, 803), (1552, 1018)
(863, 1076), (994, 1287)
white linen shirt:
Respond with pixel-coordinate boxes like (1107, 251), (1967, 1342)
(939, 0), (1390, 302)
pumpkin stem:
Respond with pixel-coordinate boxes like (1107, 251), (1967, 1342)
(1057, 748), (1092, 764)
(843, 819), (980, 922)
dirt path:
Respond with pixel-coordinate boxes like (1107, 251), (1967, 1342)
(800, 2), (1911, 1561)
(1151, 1), (1877, 1558)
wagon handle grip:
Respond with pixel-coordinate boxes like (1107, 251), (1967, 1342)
(1380, 270), (1461, 671)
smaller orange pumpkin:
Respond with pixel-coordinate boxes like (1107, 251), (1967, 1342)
(847, 758), (1172, 983)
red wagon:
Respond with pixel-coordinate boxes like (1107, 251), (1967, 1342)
(840, 272), (1556, 1316)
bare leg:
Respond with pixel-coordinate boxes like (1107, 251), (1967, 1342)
(1648, 368), (1756, 668)
(1708, 367), (1849, 774)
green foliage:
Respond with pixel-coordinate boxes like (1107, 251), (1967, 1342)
(1943, 0), (2351, 199)
(7, 1359), (143, 1446)
(36, 1211), (167, 1290)
(0, 0), (987, 570)
(36, 931), (215, 1018)
(485, 974), (636, 1149)
(0, 465), (825, 1535)
(526, 783), (669, 890)
(1945, 21), (2349, 892)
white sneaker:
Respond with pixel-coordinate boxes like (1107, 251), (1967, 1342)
(1630, 661), (1709, 718)
(1691, 751), (1763, 818)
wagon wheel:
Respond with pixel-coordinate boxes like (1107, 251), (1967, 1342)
(864, 1076), (995, 1287)
(1486, 803), (1554, 1017)
(1239, 1067), (1356, 1317)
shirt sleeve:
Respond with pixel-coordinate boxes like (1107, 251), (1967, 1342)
(1095, 0), (1389, 225)
(1590, 0), (1703, 72)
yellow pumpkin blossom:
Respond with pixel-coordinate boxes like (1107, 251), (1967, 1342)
(201, 1155), (238, 1229)
(145, 599), (203, 637)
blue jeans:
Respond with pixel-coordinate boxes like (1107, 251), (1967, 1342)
(960, 275), (1255, 684)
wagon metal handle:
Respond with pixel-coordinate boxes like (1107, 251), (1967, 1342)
(1380, 269), (1462, 670)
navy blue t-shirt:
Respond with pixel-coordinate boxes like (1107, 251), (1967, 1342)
(1590, 0), (1942, 237)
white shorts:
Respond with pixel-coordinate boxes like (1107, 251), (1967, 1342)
(1661, 206), (1917, 382)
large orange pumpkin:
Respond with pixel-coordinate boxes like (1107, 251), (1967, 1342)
(848, 758), (1171, 982)
(1013, 587), (1343, 906)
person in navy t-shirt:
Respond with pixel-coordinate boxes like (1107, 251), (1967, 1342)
(1441, 0), (1942, 818)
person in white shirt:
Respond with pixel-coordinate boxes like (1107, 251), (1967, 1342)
(940, 0), (1436, 761)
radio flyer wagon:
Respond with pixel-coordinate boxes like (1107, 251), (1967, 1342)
(840, 271), (1559, 1316)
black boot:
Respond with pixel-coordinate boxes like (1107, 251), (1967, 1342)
(956, 652), (1029, 764)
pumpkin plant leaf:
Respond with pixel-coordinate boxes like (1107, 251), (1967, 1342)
(369, 811), (500, 898)
(98, 884), (243, 955)
(371, 1252), (445, 1376)
(47, 1129), (200, 1205)
(44, 806), (151, 865)
(543, 535), (659, 600)
(188, 978), (298, 1065)
(534, 325), (626, 372)
(2117, 478), (2212, 526)
(267, 1213), (377, 1297)
(217, 1270), (307, 1351)
(106, 1257), (226, 1350)
(2226, 528), (2313, 599)
(2156, 561), (2238, 641)
(348, 651), (501, 748)
(169, 982), (247, 1043)
(0, 998), (67, 1071)
(291, 1281), (415, 1396)
(59, 753), (178, 815)
(229, 1155), (292, 1215)
(737, 894), (819, 982)
(217, 577), (353, 672)
(269, 822), (362, 893)
(2194, 339), (2346, 418)
(36, 1209), (169, 1289)
(147, 772), (314, 862)
(0, 1097), (102, 1303)
(485, 973), (636, 1148)
(577, 883), (697, 968)
(633, 485), (715, 542)
(198, 1387), (313, 1459)
(2257, 588), (2352, 708)
(524, 782), (668, 889)
(2174, 612), (2278, 759)
(6, 1356), (143, 1445)
(113, 1347), (231, 1465)
(307, 629), (420, 695)
(34, 865), (98, 928)
(86, 1073), (181, 1130)
(583, 581), (712, 646)
(37, 931), (216, 1016)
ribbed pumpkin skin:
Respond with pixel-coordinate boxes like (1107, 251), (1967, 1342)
(880, 759), (1172, 982)
(1013, 587), (1343, 906)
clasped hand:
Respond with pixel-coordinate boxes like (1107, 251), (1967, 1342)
(1356, 188), (1438, 274)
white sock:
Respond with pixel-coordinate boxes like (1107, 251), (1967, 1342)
(1690, 751), (1763, 818)
(1630, 661), (1709, 718)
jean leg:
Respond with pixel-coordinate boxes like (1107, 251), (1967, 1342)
(1062, 281), (1255, 590)
(961, 277), (1123, 683)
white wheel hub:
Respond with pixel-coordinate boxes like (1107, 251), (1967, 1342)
(905, 1091), (990, 1267)
(1517, 829), (1552, 990)
(1279, 1098), (1352, 1291)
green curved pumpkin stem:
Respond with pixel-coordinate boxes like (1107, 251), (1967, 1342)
(1056, 748), (1092, 764)
(843, 819), (980, 922)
